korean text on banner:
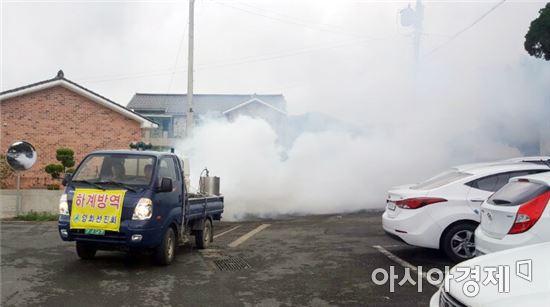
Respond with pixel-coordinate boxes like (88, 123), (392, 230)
(70, 188), (126, 232)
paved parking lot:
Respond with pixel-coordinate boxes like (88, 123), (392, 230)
(1, 212), (452, 306)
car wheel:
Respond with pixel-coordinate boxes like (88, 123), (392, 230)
(76, 242), (97, 260)
(195, 219), (212, 249)
(442, 223), (477, 262)
(154, 227), (176, 265)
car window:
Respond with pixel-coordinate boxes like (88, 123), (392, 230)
(411, 170), (472, 190)
(72, 154), (155, 186)
(493, 173), (511, 191)
(473, 175), (498, 192)
(468, 170), (549, 192)
(488, 181), (549, 206)
(158, 157), (178, 182)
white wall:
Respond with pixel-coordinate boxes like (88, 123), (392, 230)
(0, 189), (62, 218)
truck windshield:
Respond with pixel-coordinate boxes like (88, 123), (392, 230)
(72, 154), (156, 187)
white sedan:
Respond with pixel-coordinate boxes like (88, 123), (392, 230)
(382, 157), (550, 262)
(430, 242), (550, 307)
(475, 171), (550, 255)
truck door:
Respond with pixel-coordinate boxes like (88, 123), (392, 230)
(154, 156), (182, 224)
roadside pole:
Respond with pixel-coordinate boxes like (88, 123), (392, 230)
(5, 141), (37, 217)
(412, 0), (424, 65)
(16, 172), (21, 215)
(186, 0), (195, 137)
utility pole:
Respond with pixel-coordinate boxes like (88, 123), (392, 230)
(400, 0), (424, 64)
(186, 0), (195, 136)
(412, 0), (424, 64)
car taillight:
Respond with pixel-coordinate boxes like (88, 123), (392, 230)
(508, 191), (550, 234)
(395, 197), (447, 209)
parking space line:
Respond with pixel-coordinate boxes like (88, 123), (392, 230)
(228, 224), (271, 248)
(373, 245), (440, 288)
(213, 225), (241, 239)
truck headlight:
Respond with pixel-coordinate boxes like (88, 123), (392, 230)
(132, 198), (153, 220)
(59, 193), (69, 215)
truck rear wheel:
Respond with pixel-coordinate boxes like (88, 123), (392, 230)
(195, 219), (212, 249)
(76, 242), (96, 260)
(154, 227), (176, 265)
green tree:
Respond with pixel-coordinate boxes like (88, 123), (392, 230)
(45, 164), (63, 179)
(44, 148), (76, 180)
(525, 2), (550, 60)
(56, 148), (75, 172)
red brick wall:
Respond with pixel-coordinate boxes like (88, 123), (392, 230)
(1, 85), (143, 189)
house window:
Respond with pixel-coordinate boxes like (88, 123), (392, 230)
(147, 116), (173, 137)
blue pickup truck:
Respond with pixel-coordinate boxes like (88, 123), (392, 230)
(57, 150), (223, 265)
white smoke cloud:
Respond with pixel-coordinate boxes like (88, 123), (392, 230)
(177, 113), (523, 221)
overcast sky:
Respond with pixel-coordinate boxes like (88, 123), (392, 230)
(2, 0), (549, 125)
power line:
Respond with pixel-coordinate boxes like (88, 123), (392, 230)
(213, 1), (386, 41)
(168, 14), (189, 92)
(422, 0), (507, 58)
(75, 36), (376, 84)
(225, 1), (384, 41)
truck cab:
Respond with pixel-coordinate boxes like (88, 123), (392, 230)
(58, 150), (223, 265)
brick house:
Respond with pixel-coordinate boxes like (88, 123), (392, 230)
(0, 71), (157, 189)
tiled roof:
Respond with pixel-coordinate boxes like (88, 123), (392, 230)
(1, 70), (158, 128)
(127, 93), (287, 116)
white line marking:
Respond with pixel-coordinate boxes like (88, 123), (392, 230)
(379, 244), (406, 248)
(373, 245), (440, 288)
(213, 225), (241, 239)
(228, 224), (271, 248)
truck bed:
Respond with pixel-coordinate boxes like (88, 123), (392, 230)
(187, 194), (224, 221)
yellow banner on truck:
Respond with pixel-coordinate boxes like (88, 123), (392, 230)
(70, 188), (126, 232)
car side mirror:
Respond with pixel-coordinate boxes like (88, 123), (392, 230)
(159, 177), (173, 193)
(62, 173), (72, 186)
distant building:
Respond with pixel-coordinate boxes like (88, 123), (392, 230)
(127, 93), (287, 147)
(0, 71), (157, 189)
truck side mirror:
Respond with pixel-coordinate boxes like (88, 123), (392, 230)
(62, 173), (72, 186)
(159, 177), (173, 193)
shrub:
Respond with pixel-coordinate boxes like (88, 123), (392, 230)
(44, 147), (76, 180)
(46, 184), (61, 190)
(56, 148), (75, 172)
(14, 211), (58, 221)
(0, 154), (14, 188)
(45, 164), (63, 179)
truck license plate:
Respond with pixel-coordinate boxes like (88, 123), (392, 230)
(84, 229), (105, 235)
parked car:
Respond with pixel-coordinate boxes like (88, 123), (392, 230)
(382, 157), (550, 262)
(475, 171), (550, 255)
(430, 242), (550, 307)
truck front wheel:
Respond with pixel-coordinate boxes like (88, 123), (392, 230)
(195, 219), (212, 249)
(76, 242), (96, 260)
(154, 227), (176, 265)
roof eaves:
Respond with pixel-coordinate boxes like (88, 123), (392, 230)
(1, 70), (159, 128)
(222, 97), (287, 115)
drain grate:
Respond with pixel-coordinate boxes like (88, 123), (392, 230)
(214, 257), (251, 271)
